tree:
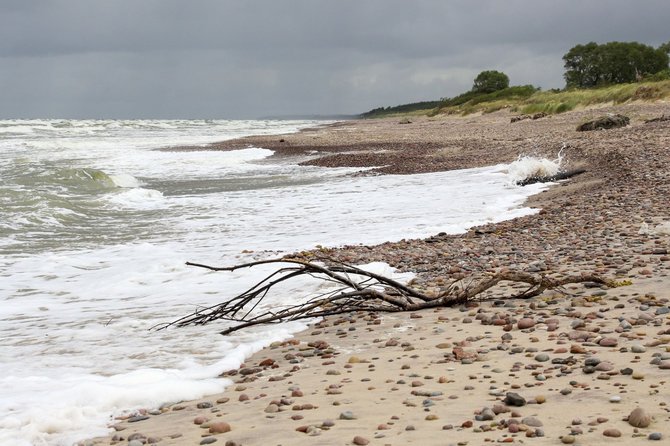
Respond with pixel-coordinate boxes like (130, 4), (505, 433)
(472, 70), (510, 94)
(563, 41), (669, 88)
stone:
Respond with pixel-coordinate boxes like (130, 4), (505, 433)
(649, 432), (663, 441)
(200, 438), (217, 445)
(517, 318), (536, 329)
(628, 407), (652, 428)
(339, 411), (356, 420)
(353, 436), (370, 445)
(503, 392), (526, 407)
(534, 353), (550, 362)
(631, 344), (646, 353)
(598, 337), (618, 347)
(208, 422), (231, 434)
(603, 428), (622, 437)
(561, 435), (576, 444)
(522, 416), (543, 427)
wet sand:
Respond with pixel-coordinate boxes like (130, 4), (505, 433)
(87, 102), (670, 445)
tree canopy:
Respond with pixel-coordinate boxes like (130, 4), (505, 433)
(472, 70), (510, 94)
(563, 41), (669, 88)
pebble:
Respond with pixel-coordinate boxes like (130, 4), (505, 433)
(561, 435), (576, 444)
(208, 422), (231, 434)
(200, 438), (217, 445)
(353, 436), (370, 445)
(339, 411), (356, 420)
(649, 432), (663, 441)
(522, 416), (543, 427)
(628, 407), (652, 428)
(503, 392), (526, 407)
(534, 353), (550, 362)
(631, 344), (646, 353)
(517, 318), (535, 329)
(603, 428), (622, 437)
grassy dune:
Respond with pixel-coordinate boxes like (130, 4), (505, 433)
(363, 80), (670, 118)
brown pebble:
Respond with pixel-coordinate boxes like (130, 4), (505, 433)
(208, 422), (231, 434)
(628, 407), (652, 428)
(353, 435), (370, 445)
(603, 428), (621, 437)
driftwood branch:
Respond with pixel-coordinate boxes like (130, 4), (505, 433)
(156, 258), (614, 335)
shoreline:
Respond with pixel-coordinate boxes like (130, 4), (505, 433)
(86, 103), (670, 445)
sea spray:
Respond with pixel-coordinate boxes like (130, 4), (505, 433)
(506, 150), (564, 185)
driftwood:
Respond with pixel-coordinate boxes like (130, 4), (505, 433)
(157, 257), (613, 335)
(516, 168), (586, 186)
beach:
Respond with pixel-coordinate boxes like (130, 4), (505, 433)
(86, 102), (670, 445)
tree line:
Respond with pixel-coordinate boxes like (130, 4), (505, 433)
(563, 41), (669, 88)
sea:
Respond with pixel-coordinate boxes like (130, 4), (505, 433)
(0, 119), (555, 445)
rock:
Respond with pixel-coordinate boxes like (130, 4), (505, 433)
(503, 392), (526, 407)
(561, 435), (576, 444)
(208, 422), (231, 434)
(535, 353), (550, 362)
(522, 416), (543, 427)
(480, 407), (496, 421)
(200, 438), (217, 445)
(603, 428), (622, 437)
(631, 344), (646, 353)
(339, 411), (356, 420)
(649, 432), (663, 441)
(128, 441), (144, 446)
(577, 114), (630, 131)
(353, 436), (370, 445)
(517, 318), (536, 329)
(598, 337), (618, 347)
(628, 407), (652, 428)
(264, 404), (279, 413)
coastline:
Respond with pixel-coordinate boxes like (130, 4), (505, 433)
(87, 102), (670, 445)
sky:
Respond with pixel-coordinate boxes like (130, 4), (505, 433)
(1, 0), (669, 119)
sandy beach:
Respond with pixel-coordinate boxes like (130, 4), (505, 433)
(87, 102), (670, 446)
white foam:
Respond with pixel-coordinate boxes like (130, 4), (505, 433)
(106, 188), (165, 208)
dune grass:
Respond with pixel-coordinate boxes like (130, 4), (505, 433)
(433, 80), (670, 117)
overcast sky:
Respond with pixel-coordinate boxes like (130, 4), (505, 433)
(1, 0), (668, 119)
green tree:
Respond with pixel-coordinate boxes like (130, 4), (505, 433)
(563, 41), (669, 88)
(472, 70), (510, 94)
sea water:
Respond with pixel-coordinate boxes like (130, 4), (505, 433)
(0, 119), (553, 445)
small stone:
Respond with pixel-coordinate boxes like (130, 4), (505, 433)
(480, 407), (495, 421)
(503, 392), (526, 407)
(632, 371), (645, 380)
(339, 411), (356, 420)
(628, 407), (652, 428)
(609, 396), (621, 403)
(603, 428), (621, 437)
(517, 318), (536, 329)
(535, 353), (550, 362)
(264, 404), (279, 413)
(208, 422), (231, 434)
(599, 338), (618, 347)
(353, 436), (370, 445)
(200, 439), (217, 445)
(561, 435), (576, 444)
(522, 416), (543, 427)
(128, 441), (144, 446)
(649, 432), (663, 441)
(194, 416), (208, 425)
(631, 344), (646, 353)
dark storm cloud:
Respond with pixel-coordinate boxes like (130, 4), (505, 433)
(1, 0), (668, 118)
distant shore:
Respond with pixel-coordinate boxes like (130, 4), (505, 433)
(89, 102), (670, 445)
